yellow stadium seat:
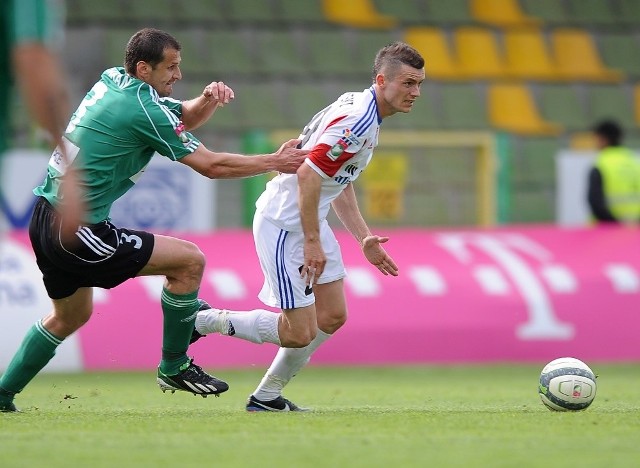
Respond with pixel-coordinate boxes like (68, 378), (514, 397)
(455, 27), (508, 79)
(489, 83), (563, 135)
(551, 28), (625, 82)
(404, 27), (463, 80)
(470, 0), (541, 26)
(504, 28), (561, 80)
(322, 0), (397, 28)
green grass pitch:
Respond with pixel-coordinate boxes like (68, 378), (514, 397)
(1, 364), (639, 467)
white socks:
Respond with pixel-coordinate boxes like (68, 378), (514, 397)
(195, 308), (281, 345)
(252, 329), (332, 402)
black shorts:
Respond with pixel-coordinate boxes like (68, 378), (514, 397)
(29, 197), (155, 299)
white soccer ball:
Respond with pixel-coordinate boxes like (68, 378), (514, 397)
(538, 357), (597, 411)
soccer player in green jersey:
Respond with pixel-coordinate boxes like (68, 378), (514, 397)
(0, 27), (307, 412)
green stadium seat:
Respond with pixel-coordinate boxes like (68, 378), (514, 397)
(616, 0), (640, 25)
(67, 0), (126, 23)
(373, 0), (429, 23)
(276, 0), (326, 23)
(232, 82), (289, 130)
(174, 0), (226, 23)
(588, 85), (636, 129)
(538, 84), (590, 132)
(176, 30), (210, 76)
(509, 189), (554, 223)
(253, 30), (308, 78)
(440, 83), (489, 129)
(598, 33), (640, 79)
(125, 0), (175, 22)
(225, 0), (279, 24)
(426, 0), (473, 24)
(565, 0), (617, 25)
(519, 137), (560, 181)
(306, 30), (356, 77)
(352, 30), (399, 73)
(104, 29), (135, 68)
(202, 31), (257, 77)
(520, 0), (569, 24)
(286, 84), (332, 127)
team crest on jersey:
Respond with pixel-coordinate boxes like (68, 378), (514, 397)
(175, 122), (191, 145)
(327, 128), (360, 161)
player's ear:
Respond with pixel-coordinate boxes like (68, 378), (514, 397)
(375, 73), (385, 87)
(135, 61), (151, 79)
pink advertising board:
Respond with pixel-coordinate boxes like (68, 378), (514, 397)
(3, 225), (640, 370)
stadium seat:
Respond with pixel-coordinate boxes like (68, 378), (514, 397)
(306, 30), (356, 77)
(253, 30), (307, 78)
(404, 27), (464, 80)
(469, 0), (540, 27)
(202, 31), (257, 77)
(287, 84), (332, 126)
(104, 29), (136, 68)
(373, 0), (429, 24)
(225, 0), (279, 24)
(322, 0), (397, 28)
(174, 0), (226, 23)
(426, 0), (474, 24)
(598, 33), (640, 79)
(440, 83), (489, 129)
(519, 136), (560, 181)
(503, 28), (560, 80)
(488, 83), (562, 135)
(125, 0), (175, 22)
(175, 30), (210, 76)
(565, 0), (617, 25)
(67, 0), (125, 23)
(551, 29), (625, 82)
(276, 0), (326, 23)
(587, 85), (636, 129)
(538, 84), (590, 132)
(232, 82), (289, 130)
(520, 0), (569, 25)
(454, 27), (508, 79)
(352, 30), (399, 72)
(616, 0), (640, 25)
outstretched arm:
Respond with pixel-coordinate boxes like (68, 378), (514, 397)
(332, 183), (399, 276)
(179, 138), (308, 179)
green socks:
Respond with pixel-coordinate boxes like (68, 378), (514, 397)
(0, 320), (62, 403)
(159, 288), (199, 375)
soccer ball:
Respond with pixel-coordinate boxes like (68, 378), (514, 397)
(538, 357), (597, 411)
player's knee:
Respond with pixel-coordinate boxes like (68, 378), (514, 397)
(283, 328), (316, 348)
(181, 242), (206, 280)
(318, 309), (347, 334)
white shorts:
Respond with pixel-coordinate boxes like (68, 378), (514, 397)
(253, 212), (346, 309)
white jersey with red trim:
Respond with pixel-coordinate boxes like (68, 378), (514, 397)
(256, 87), (381, 231)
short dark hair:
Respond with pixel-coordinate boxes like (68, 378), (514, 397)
(593, 119), (623, 146)
(124, 28), (181, 75)
(372, 41), (425, 81)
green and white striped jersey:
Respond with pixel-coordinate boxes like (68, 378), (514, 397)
(34, 67), (200, 224)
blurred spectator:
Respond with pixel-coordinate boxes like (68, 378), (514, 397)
(586, 119), (640, 224)
(1, 0), (82, 237)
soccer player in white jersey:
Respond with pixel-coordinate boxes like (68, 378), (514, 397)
(193, 42), (425, 411)
(0, 28), (308, 413)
